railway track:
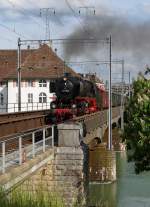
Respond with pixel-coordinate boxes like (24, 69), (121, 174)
(0, 110), (50, 139)
(0, 107), (121, 140)
(0, 110), (50, 122)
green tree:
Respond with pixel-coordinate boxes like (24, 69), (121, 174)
(123, 68), (150, 173)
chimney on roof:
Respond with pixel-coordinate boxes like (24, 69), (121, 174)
(54, 48), (57, 54)
(27, 45), (30, 50)
(38, 40), (42, 47)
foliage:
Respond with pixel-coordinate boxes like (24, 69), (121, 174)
(123, 68), (150, 174)
(0, 187), (65, 207)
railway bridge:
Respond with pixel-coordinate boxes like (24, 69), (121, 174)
(0, 106), (122, 206)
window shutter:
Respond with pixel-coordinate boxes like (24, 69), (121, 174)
(33, 81), (36, 87)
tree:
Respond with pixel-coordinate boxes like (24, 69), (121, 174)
(123, 68), (150, 174)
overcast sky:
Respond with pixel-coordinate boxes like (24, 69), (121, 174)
(1, 0), (150, 82)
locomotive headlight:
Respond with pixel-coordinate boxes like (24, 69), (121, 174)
(72, 104), (77, 109)
(63, 77), (67, 81)
(51, 102), (57, 109)
(85, 102), (89, 108)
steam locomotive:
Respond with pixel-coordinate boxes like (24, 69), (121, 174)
(47, 73), (121, 123)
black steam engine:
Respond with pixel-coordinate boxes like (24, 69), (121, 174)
(52, 74), (101, 109)
(47, 73), (122, 124)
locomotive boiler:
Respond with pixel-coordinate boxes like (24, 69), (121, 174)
(51, 73), (102, 111)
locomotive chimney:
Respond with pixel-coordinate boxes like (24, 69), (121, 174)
(64, 72), (71, 77)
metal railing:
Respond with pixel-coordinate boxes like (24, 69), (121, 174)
(0, 102), (51, 113)
(0, 125), (54, 174)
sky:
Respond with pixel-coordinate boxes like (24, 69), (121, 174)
(0, 0), (150, 83)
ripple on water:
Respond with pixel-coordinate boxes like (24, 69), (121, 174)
(89, 152), (150, 207)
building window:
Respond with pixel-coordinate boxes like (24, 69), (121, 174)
(28, 93), (33, 103)
(0, 82), (5, 87)
(28, 80), (33, 87)
(39, 92), (47, 103)
(0, 93), (4, 105)
(39, 80), (47, 87)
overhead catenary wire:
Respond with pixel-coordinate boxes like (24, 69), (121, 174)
(0, 22), (29, 39)
(6, 0), (45, 30)
(0, 34), (14, 43)
(65, 0), (92, 37)
(7, 0), (65, 41)
(27, 0), (65, 26)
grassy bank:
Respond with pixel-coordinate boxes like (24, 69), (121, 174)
(0, 188), (65, 207)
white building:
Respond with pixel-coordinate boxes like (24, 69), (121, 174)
(0, 44), (78, 113)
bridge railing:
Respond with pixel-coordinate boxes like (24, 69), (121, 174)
(0, 102), (51, 113)
(0, 125), (54, 174)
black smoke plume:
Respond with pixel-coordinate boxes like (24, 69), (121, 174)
(63, 15), (150, 61)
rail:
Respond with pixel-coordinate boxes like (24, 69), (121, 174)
(0, 109), (50, 122)
(0, 125), (54, 174)
(0, 110), (50, 138)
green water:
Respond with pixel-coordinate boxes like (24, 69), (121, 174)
(89, 152), (150, 207)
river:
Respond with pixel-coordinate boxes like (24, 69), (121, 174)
(89, 152), (150, 207)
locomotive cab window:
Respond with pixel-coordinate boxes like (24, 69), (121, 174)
(39, 80), (47, 87)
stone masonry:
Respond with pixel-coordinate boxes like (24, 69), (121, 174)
(18, 147), (85, 207)
(89, 144), (116, 183)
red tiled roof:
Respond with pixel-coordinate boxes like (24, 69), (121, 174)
(0, 44), (79, 81)
(0, 49), (30, 81)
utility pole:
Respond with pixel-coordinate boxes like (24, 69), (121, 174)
(40, 8), (55, 40)
(108, 35), (112, 150)
(17, 38), (21, 112)
(64, 61), (66, 75)
(129, 71), (131, 99)
(121, 60), (124, 131)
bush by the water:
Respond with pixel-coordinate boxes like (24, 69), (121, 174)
(123, 68), (150, 173)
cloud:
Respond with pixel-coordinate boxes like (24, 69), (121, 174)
(0, 0), (150, 78)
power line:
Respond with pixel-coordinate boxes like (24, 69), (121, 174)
(0, 22), (29, 39)
(0, 34), (14, 43)
(7, 0), (65, 41)
(65, 0), (92, 37)
(77, 0), (85, 7)
(6, 0), (46, 39)
(26, 0), (64, 27)
(7, 0), (45, 28)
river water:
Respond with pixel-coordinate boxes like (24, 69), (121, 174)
(89, 152), (150, 207)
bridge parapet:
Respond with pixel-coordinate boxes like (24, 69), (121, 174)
(0, 148), (54, 190)
(0, 107), (121, 205)
(0, 125), (54, 174)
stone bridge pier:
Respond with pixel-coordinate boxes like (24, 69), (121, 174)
(0, 110), (121, 206)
